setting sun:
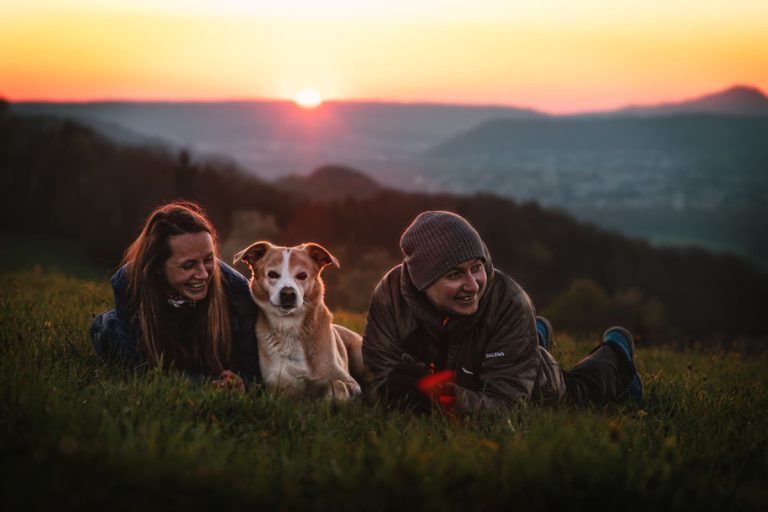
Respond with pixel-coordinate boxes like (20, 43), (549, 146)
(294, 88), (323, 109)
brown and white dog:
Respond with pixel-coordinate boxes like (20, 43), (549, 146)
(233, 241), (364, 400)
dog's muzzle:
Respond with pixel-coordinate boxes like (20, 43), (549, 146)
(279, 287), (297, 309)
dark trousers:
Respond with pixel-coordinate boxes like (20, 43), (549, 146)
(562, 343), (635, 407)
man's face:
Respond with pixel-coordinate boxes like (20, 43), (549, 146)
(424, 258), (487, 316)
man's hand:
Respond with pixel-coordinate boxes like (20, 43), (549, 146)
(384, 352), (459, 413)
(418, 370), (457, 410)
(211, 370), (246, 393)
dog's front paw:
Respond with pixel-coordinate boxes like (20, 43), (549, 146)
(327, 379), (362, 401)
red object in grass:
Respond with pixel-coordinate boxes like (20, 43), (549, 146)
(437, 395), (456, 406)
(417, 370), (456, 395)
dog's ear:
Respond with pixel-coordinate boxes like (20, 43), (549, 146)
(304, 243), (340, 271)
(233, 241), (272, 269)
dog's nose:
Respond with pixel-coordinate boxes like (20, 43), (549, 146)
(279, 287), (297, 307)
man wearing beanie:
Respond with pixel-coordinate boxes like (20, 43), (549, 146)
(363, 210), (642, 415)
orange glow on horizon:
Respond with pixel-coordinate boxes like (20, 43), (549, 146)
(2, 2), (767, 114)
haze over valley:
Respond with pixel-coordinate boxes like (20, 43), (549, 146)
(10, 85), (768, 268)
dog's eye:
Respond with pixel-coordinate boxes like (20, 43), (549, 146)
(296, 272), (308, 281)
(267, 271), (280, 279)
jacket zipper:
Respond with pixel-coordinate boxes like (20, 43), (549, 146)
(429, 316), (451, 374)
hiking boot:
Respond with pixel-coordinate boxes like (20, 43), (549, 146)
(536, 316), (554, 351)
(602, 326), (644, 406)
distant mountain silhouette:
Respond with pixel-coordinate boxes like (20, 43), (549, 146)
(9, 101), (544, 181)
(275, 165), (385, 201)
(428, 114), (768, 155)
(607, 85), (768, 117)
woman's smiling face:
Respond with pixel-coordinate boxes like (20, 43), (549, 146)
(163, 232), (215, 301)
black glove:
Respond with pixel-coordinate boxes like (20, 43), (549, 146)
(383, 359), (431, 411)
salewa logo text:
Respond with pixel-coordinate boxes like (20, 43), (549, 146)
(485, 351), (505, 358)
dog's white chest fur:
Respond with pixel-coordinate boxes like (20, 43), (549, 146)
(257, 321), (312, 394)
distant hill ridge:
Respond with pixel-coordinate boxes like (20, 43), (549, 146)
(9, 85), (768, 177)
(428, 114), (768, 155)
(275, 165), (385, 201)
(429, 85), (768, 156)
(610, 85), (768, 117)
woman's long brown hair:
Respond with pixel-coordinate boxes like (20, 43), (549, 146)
(122, 201), (231, 374)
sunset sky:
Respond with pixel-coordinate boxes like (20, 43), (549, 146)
(2, 0), (767, 113)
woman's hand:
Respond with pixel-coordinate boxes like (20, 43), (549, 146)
(211, 369), (245, 393)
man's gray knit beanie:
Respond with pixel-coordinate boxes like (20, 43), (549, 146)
(400, 210), (486, 291)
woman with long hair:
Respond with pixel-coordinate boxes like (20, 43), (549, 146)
(90, 201), (260, 388)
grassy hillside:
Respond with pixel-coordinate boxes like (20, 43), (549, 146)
(1, 268), (766, 510)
